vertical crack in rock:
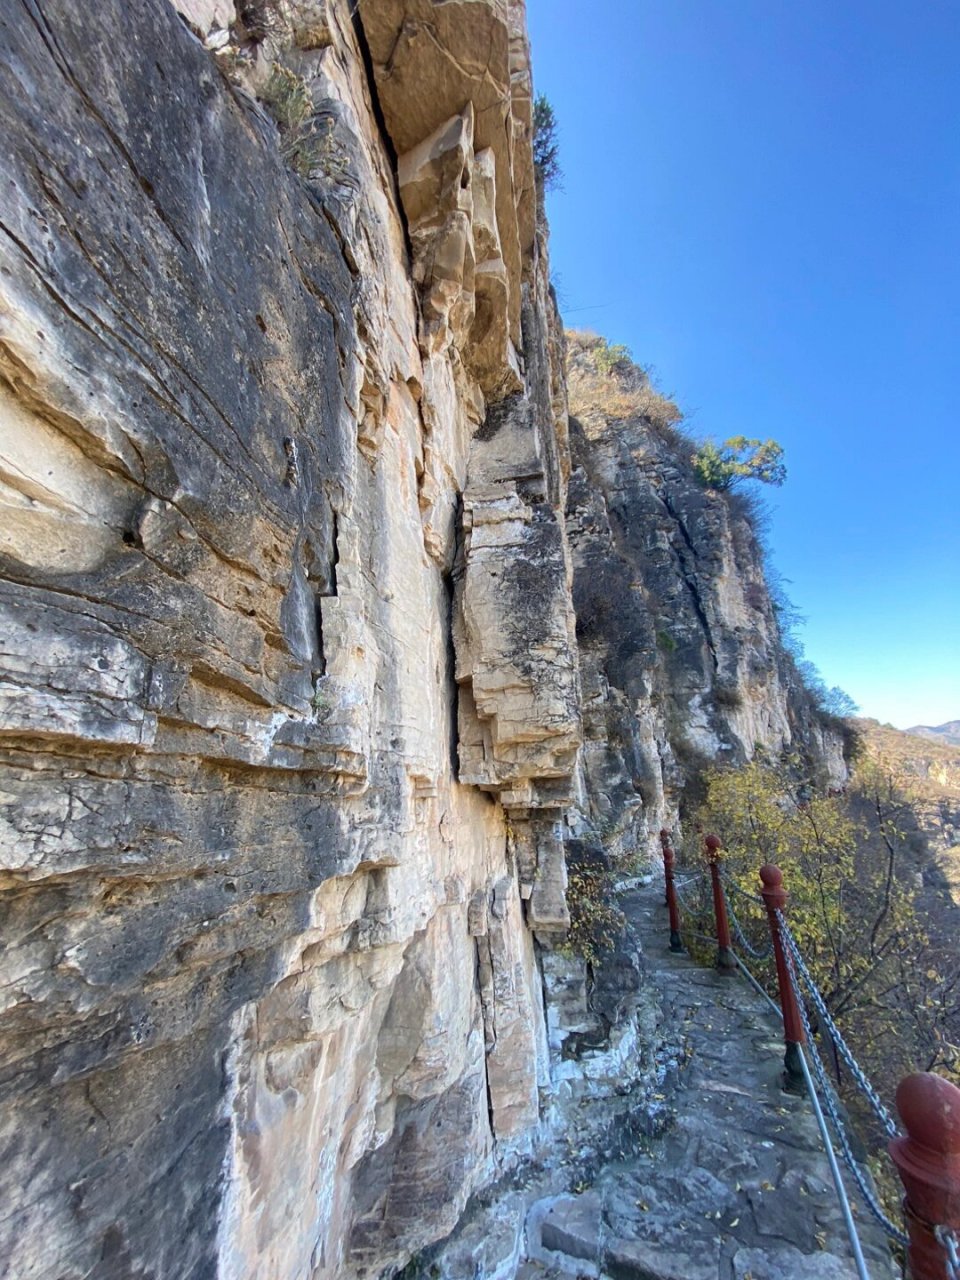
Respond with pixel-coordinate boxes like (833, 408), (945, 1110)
(658, 487), (720, 672)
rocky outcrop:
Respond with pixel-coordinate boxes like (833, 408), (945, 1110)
(563, 334), (843, 862)
(358, 0), (535, 363)
(0, 5), (842, 1279)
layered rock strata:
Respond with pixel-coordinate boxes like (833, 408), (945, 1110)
(0, 0), (583, 1274)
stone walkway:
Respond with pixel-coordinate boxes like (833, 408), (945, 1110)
(515, 880), (898, 1279)
(429, 878), (899, 1280)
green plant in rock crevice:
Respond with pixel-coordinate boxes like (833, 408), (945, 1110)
(563, 863), (625, 967)
(261, 64), (325, 179)
(311, 679), (333, 720)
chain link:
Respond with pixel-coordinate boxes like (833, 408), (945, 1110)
(675, 873), (773, 961)
(724, 889), (773, 960)
(775, 910), (900, 1140)
(936, 1226), (960, 1279)
(673, 879), (705, 917)
(780, 935), (910, 1247)
(720, 870), (765, 906)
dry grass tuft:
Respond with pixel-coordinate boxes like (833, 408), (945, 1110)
(565, 329), (685, 445)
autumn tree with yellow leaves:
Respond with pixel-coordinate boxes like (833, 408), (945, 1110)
(684, 755), (960, 1106)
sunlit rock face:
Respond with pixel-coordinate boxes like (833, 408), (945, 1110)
(0, 1), (572, 1276)
(0, 3), (840, 1278)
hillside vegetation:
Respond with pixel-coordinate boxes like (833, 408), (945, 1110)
(566, 330), (685, 440)
(855, 717), (960, 907)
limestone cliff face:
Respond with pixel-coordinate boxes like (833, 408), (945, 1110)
(0, 4), (837, 1278)
(0, 1), (581, 1275)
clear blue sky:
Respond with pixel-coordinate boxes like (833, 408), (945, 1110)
(527, 0), (960, 729)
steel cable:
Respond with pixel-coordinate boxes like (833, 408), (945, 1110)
(936, 1227), (960, 1280)
(673, 873), (703, 891)
(779, 923), (909, 1246)
(672, 878), (706, 917)
(775, 910), (900, 1140)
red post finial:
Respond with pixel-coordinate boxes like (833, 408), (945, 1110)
(895, 1073), (960, 1161)
(759, 864), (787, 910)
(890, 1072), (960, 1279)
(703, 835), (735, 973)
(759, 863), (805, 1085)
(759, 863), (784, 890)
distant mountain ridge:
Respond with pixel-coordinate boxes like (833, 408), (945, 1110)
(906, 719), (960, 747)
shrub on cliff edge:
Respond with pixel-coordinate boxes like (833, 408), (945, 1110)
(692, 436), (786, 491)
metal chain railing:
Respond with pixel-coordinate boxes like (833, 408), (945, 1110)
(720, 871), (764, 906)
(780, 933), (910, 1247)
(672, 873), (705, 916)
(675, 865), (773, 962)
(672, 875), (727, 954)
(676, 867), (769, 961)
(723, 890), (772, 961)
(775, 910), (900, 1141)
(661, 836), (960, 1273)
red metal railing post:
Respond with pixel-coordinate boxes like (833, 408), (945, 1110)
(660, 829), (683, 953)
(759, 864), (805, 1084)
(889, 1072), (960, 1280)
(705, 834), (736, 973)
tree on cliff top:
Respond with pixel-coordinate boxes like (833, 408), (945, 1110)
(533, 94), (562, 190)
(692, 436), (786, 491)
